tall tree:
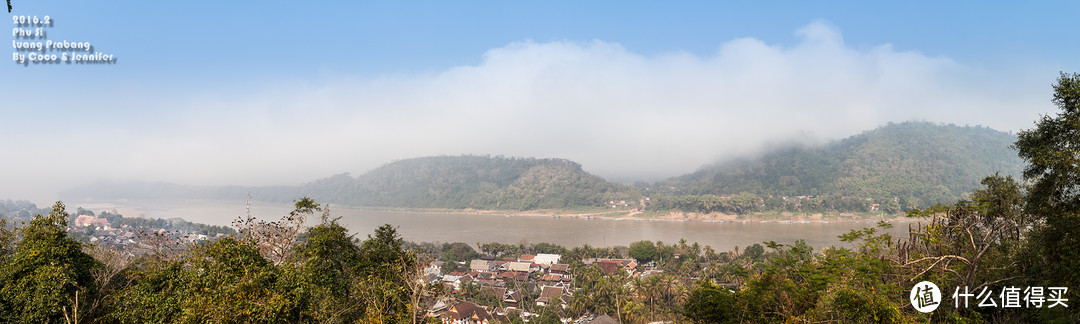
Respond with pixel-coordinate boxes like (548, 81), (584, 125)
(628, 240), (658, 264)
(357, 224), (419, 323)
(1014, 72), (1080, 289)
(0, 202), (100, 322)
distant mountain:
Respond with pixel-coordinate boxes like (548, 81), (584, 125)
(295, 155), (639, 210)
(658, 122), (1023, 209)
(63, 156), (640, 211)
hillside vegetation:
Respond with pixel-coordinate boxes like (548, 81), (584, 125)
(653, 122), (1022, 213)
(300, 156), (639, 210)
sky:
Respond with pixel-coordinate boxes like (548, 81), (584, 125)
(2, 1), (1078, 202)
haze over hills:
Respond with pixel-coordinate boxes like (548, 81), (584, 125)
(657, 121), (1023, 208)
(64, 156), (640, 211)
(63, 122), (1023, 212)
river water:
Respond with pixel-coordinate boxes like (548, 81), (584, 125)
(76, 199), (915, 252)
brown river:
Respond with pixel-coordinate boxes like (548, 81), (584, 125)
(75, 199), (915, 252)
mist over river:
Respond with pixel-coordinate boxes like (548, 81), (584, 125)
(74, 199), (913, 252)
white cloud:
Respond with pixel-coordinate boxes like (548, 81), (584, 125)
(0, 20), (1058, 201)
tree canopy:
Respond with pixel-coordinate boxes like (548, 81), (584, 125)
(1015, 72), (1080, 292)
(660, 121), (1023, 210)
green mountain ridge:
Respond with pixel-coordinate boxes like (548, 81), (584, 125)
(658, 121), (1023, 209)
(303, 155), (638, 209)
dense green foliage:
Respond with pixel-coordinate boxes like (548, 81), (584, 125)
(0, 199), (429, 323)
(685, 233), (906, 323)
(337, 156), (638, 210)
(628, 240), (658, 264)
(658, 122), (1022, 211)
(1015, 72), (1080, 305)
(0, 202), (100, 322)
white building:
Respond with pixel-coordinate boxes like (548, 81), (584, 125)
(533, 254), (560, 265)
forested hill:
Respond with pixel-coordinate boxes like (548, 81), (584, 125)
(658, 122), (1023, 208)
(63, 156), (640, 211)
(297, 156), (639, 209)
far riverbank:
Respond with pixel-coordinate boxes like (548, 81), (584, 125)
(66, 199), (919, 252)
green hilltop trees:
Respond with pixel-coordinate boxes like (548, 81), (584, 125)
(0, 202), (100, 322)
(657, 121), (1023, 214)
(1015, 72), (1080, 292)
(0, 198), (429, 323)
